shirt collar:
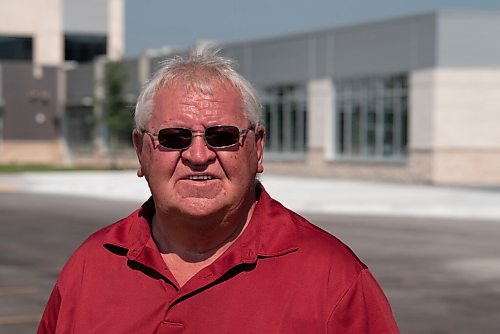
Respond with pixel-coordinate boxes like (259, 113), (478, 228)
(103, 183), (299, 264)
(237, 183), (299, 259)
(103, 196), (155, 252)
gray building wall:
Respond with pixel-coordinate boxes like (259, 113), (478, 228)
(329, 13), (437, 78)
(437, 11), (500, 67)
(66, 63), (95, 106)
(122, 58), (140, 98)
(221, 13), (439, 84)
(2, 63), (60, 140)
(66, 57), (139, 106)
(221, 11), (500, 85)
(63, 0), (108, 34)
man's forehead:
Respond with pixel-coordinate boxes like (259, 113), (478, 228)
(149, 81), (246, 124)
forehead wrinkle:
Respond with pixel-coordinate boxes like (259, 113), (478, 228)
(177, 97), (226, 118)
(152, 82), (246, 127)
(180, 95), (232, 110)
(179, 87), (243, 114)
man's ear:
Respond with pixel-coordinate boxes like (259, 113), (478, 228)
(133, 129), (145, 177)
(255, 124), (265, 173)
(132, 129), (143, 163)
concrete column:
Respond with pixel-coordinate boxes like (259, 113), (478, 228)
(94, 56), (108, 155)
(409, 69), (435, 150)
(34, 0), (63, 66)
(138, 53), (151, 85)
(56, 67), (72, 164)
(107, 0), (124, 61)
(307, 78), (334, 158)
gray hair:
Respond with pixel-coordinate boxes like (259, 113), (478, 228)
(134, 47), (261, 130)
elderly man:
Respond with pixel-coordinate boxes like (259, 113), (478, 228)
(38, 49), (399, 333)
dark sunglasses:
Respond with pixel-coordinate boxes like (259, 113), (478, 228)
(141, 125), (255, 150)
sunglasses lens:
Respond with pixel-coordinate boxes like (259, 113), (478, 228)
(155, 126), (243, 150)
(205, 126), (240, 148)
(157, 128), (192, 149)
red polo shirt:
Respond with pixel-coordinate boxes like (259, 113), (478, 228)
(38, 186), (399, 333)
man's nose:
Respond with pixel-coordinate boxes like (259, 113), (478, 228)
(181, 133), (216, 166)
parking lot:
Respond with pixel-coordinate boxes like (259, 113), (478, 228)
(1, 172), (500, 333)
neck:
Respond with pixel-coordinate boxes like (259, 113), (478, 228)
(152, 198), (257, 263)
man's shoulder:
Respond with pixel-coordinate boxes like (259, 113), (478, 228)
(77, 211), (138, 253)
(58, 207), (142, 276)
(260, 196), (368, 294)
(259, 190), (366, 273)
(289, 209), (366, 269)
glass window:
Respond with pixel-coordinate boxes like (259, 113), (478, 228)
(65, 34), (107, 63)
(337, 103), (345, 154)
(400, 96), (408, 155)
(261, 84), (307, 155)
(335, 74), (408, 160)
(383, 107), (394, 156)
(264, 104), (272, 151)
(351, 104), (361, 155)
(0, 106), (4, 146)
(290, 102), (297, 150)
(0, 36), (32, 60)
(366, 101), (377, 156)
(65, 106), (96, 153)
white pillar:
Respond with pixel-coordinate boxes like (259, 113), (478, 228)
(107, 0), (124, 61)
(34, 0), (63, 66)
(94, 56), (108, 155)
(307, 78), (334, 159)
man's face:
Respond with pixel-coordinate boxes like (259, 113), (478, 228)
(134, 82), (264, 220)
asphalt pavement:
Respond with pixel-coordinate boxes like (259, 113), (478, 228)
(1, 192), (499, 334)
(1, 172), (500, 333)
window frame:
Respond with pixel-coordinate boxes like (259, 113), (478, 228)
(334, 74), (408, 162)
(260, 84), (308, 160)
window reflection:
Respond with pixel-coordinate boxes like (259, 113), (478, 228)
(335, 74), (408, 160)
(261, 85), (307, 155)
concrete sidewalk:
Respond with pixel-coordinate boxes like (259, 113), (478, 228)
(1, 171), (500, 221)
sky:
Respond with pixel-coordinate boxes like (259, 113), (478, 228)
(125, 0), (500, 57)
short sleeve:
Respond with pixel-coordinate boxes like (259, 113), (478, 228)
(327, 269), (400, 333)
(37, 284), (62, 334)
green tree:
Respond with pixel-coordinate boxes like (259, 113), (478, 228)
(103, 61), (133, 149)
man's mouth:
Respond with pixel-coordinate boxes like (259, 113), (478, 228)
(188, 175), (214, 181)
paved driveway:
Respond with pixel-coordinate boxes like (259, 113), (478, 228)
(1, 192), (499, 333)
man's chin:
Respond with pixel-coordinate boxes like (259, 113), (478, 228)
(180, 193), (219, 200)
(176, 181), (223, 199)
(175, 197), (227, 217)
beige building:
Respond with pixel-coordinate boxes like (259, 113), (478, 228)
(0, 0), (124, 165)
(0, 0), (124, 66)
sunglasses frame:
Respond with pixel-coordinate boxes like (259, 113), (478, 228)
(141, 125), (256, 151)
